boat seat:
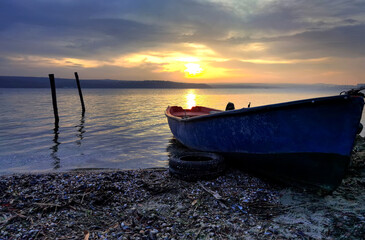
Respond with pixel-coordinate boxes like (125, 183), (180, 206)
(209, 111), (221, 114)
(174, 112), (209, 118)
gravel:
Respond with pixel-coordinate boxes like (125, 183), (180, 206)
(1, 136), (365, 239)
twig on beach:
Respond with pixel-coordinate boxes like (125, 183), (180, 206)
(81, 192), (87, 204)
(33, 203), (62, 207)
(197, 182), (230, 209)
(0, 213), (27, 225)
(102, 222), (120, 234)
(194, 227), (203, 240)
(198, 182), (223, 200)
(84, 230), (90, 240)
(33, 229), (41, 239)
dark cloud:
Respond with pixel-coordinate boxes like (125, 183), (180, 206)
(0, 1), (176, 58)
(0, 0), (239, 57)
(265, 24), (365, 59)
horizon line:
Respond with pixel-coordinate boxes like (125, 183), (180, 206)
(0, 75), (362, 87)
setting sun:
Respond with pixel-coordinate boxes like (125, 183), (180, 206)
(184, 63), (203, 77)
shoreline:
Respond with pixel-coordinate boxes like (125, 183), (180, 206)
(1, 139), (365, 239)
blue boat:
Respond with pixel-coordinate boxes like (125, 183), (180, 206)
(165, 90), (364, 191)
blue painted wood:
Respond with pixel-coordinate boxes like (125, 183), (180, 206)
(166, 94), (364, 190)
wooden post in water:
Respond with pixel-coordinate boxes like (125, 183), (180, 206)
(48, 74), (59, 126)
(74, 72), (85, 112)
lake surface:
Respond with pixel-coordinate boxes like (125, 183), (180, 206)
(0, 87), (363, 174)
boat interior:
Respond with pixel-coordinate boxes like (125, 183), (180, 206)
(168, 106), (222, 118)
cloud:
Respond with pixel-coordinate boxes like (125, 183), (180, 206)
(270, 24), (365, 59)
(0, 0), (364, 84)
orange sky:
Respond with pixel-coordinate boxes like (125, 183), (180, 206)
(1, 0), (365, 85)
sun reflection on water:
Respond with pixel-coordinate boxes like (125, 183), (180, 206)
(185, 90), (196, 109)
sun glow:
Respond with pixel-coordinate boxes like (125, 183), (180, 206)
(184, 63), (203, 77)
(185, 90), (196, 109)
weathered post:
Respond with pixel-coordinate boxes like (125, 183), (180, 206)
(74, 72), (85, 112)
(51, 125), (60, 169)
(48, 74), (59, 126)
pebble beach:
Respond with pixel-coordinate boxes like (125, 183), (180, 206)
(1, 136), (365, 239)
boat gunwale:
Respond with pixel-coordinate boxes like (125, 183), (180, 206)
(165, 94), (363, 122)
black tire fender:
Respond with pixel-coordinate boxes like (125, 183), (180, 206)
(169, 152), (225, 181)
(358, 123), (363, 134)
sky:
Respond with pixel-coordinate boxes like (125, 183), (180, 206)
(0, 0), (365, 84)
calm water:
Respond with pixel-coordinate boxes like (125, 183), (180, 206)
(0, 88), (362, 174)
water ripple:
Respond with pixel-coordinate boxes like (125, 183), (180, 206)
(0, 88), (356, 174)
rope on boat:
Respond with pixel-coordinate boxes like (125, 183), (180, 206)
(341, 86), (365, 97)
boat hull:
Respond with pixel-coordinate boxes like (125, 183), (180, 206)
(166, 95), (364, 191)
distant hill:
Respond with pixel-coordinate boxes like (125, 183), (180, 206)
(210, 83), (358, 91)
(0, 76), (361, 90)
(0, 76), (211, 89)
